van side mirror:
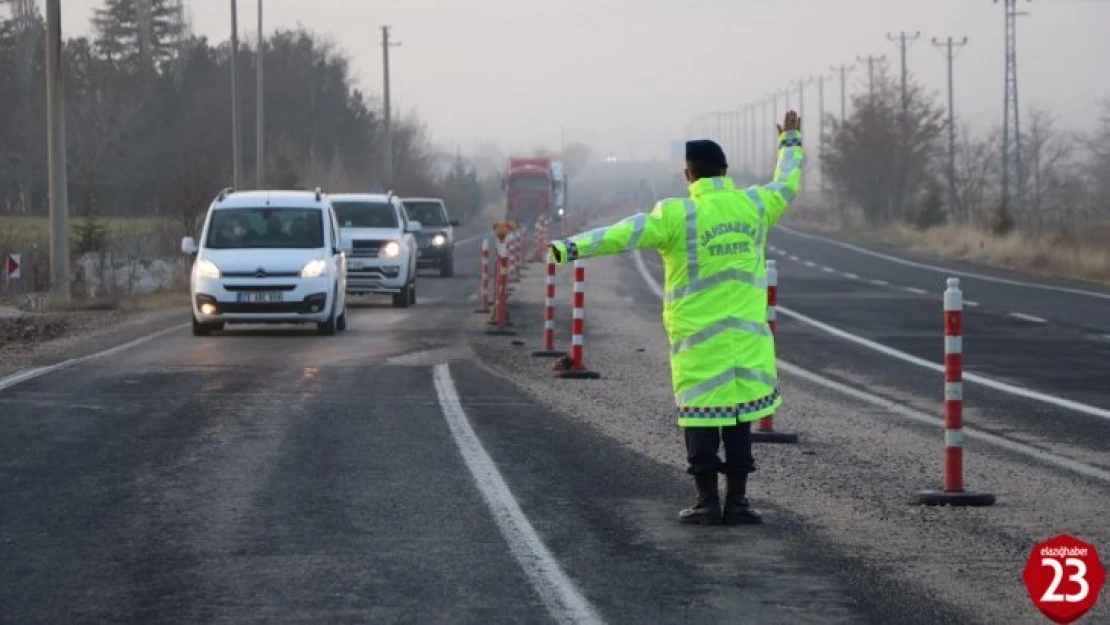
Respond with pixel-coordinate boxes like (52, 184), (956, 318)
(181, 236), (197, 255)
(449, 219), (460, 227)
(406, 220), (423, 233)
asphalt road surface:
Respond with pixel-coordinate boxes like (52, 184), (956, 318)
(0, 228), (882, 625)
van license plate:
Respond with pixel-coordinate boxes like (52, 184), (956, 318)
(237, 291), (283, 303)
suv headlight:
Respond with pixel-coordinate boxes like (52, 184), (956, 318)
(431, 233), (447, 247)
(195, 259), (220, 279)
(380, 241), (401, 258)
(300, 259), (327, 278)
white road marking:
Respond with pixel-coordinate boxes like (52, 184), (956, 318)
(803, 261), (816, 267)
(843, 273), (859, 279)
(965, 300), (980, 307)
(432, 364), (605, 625)
(631, 250), (1110, 482)
(455, 235), (486, 246)
(774, 225), (1110, 300)
(788, 255), (800, 261)
(1008, 312), (1047, 323)
(904, 287), (928, 295)
(869, 279), (889, 286)
(0, 324), (187, 393)
(821, 266), (836, 273)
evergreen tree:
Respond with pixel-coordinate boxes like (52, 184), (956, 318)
(92, 0), (182, 70)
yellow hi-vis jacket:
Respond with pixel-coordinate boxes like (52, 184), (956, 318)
(550, 129), (803, 427)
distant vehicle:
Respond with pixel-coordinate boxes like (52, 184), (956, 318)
(503, 156), (554, 226)
(330, 192), (420, 307)
(402, 197), (460, 277)
(550, 160), (568, 220)
(181, 187), (350, 336)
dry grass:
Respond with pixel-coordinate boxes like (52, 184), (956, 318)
(786, 202), (1110, 285)
(0, 215), (169, 245)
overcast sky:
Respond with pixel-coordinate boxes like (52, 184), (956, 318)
(61, 0), (1110, 160)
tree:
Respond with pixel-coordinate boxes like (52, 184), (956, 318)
(1020, 108), (1078, 232)
(92, 0), (184, 72)
(821, 63), (946, 225)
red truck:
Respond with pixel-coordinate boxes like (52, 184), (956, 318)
(502, 157), (555, 226)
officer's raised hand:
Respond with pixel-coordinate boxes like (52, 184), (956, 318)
(549, 243), (562, 264)
(777, 110), (800, 135)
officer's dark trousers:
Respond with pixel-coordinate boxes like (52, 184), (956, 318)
(684, 422), (754, 476)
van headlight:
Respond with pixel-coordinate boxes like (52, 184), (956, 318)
(431, 234), (447, 247)
(380, 241), (402, 258)
(195, 259), (220, 279)
(300, 259), (328, 278)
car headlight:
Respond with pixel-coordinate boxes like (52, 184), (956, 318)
(300, 259), (328, 278)
(195, 259), (220, 279)
(431, 234), (447, 247)
(557, 208), (565, 216)
(380, 241), (401, 258)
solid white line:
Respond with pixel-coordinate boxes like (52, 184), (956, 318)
(632, 251), (1110, 421)
(1008, 312), (1047, 323)
(0, 323), (187, 393)
(904, 287), (928, 295)
(775, 225), (1110, 300)
(431, 364), (605, 625)
(630, 250), (1110, 482)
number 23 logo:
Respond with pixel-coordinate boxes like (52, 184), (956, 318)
(1041, 557), (1090, 603)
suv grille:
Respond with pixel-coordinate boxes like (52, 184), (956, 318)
(350, 239), (387, 258)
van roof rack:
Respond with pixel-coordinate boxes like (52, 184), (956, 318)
(314, 186), (323, 201)
(217, 187), (235, 201)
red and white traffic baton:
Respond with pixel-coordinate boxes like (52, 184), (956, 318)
(532, 257), (566, 358)
(914, 278), (994, 506)
(556, 259), (600, 379)
(474, 238), (490, 314)
(485, 242), (516, 336)
(752, 259), (798, 444)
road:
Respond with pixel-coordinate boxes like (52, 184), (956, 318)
(0, 227), (882, 625)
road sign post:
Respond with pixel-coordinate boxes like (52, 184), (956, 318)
(6, 253), (20, 280)
(1022, 534), (1105, 624)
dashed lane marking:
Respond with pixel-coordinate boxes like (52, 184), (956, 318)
(821, 266), (836, 273)
(631, 250), (1110, 482)
(843, 273), (859, 279)
(869, 279), (889, 286)
(788, 255), (800, 261)
(965, 300), (980, 307)
(1008, 312), (1047, 324)
(774, 225), (1110, 301)
(904, 287), (928, 295)
(803, 261), (816, 268)
(432, 364), (606, 625)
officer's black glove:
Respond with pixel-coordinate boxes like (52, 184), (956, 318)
(549, 243), (562, 263)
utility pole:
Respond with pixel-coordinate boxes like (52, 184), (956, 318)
(996, 0), (1029, 217)
(856, 54), (886, 108)
(381, 25), (401, 189)
(762, 95), (771, 175)
(255, 0), (264, 188)
(229, 0), (243, 189)
(748, 102), (757, 175)
(45, 0), (69, 300)
(816, 73), (827, 195)
(933, 36), (968, 221)
(831, 63), (854, 121)
(886, 31), (921, 121)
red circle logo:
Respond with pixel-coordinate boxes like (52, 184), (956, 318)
(1022, 534), (1105, 623)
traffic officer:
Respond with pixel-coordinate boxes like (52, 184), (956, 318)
(548, 111), (803, 525)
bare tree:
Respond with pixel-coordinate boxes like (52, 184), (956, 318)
(1020, 108), (1077, 232)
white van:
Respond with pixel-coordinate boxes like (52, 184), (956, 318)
(181, 187), (350, 336)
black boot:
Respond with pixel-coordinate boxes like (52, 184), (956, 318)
(723, 472), (763, 525)
(678, 472), (722, 525)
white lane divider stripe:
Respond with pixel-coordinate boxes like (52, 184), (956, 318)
(788, 255), (800, 261)
(904, 287), (928, 295)
(432, 364), (606, 625)
(1008, 312), (1047, 323)
(869, 279), (889, 286)
(803, 261), (816, 267)
(965, 300), (980, 307)
(843, 273), (859, 279)
(630, 250), (1110, 482)
(821, 266), (836, 273)
(0, 323), (187, 393)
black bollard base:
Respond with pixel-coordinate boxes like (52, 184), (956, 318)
(485, 326), (518, 336)
(912, 489), (996, 507)
(531, 349), (567, 358)
(558, 369), (600, 379)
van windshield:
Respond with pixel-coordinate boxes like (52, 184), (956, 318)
(204, 207), (324, 249)
(333, 201), (398, 228)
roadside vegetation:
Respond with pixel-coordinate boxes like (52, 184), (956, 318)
(791, 61), (1110, 285)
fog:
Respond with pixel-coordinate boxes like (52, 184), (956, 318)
(59, 0), (1110, 160)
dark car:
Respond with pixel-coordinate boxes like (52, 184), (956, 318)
(401, 197), (460, 277)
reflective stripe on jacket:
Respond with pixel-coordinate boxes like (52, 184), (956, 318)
(550, 129), (803, 427)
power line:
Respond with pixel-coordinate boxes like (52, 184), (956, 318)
(996, 0), (1031, 216)
(856, 54), (886, 107)
(932, 36), (969, 221)
(830, 63), (854, 121)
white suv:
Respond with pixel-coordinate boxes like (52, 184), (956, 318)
(330, 193), (420, 307)
(181, 187), (350, 336)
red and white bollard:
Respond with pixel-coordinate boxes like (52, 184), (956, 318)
(556, 259), (600, 379)
(752, 259), (798, 444)
(532, 258), (566, 358)
(474, 238), (491, 314)
(509, 231), (521, 283)
(518, 225), (528, 270)
(914, 278), (995, 506)
(531, 219), (544, 263)
(485, 242), (516, 335)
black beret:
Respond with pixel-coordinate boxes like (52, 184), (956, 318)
(686, 139), (728, 168)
